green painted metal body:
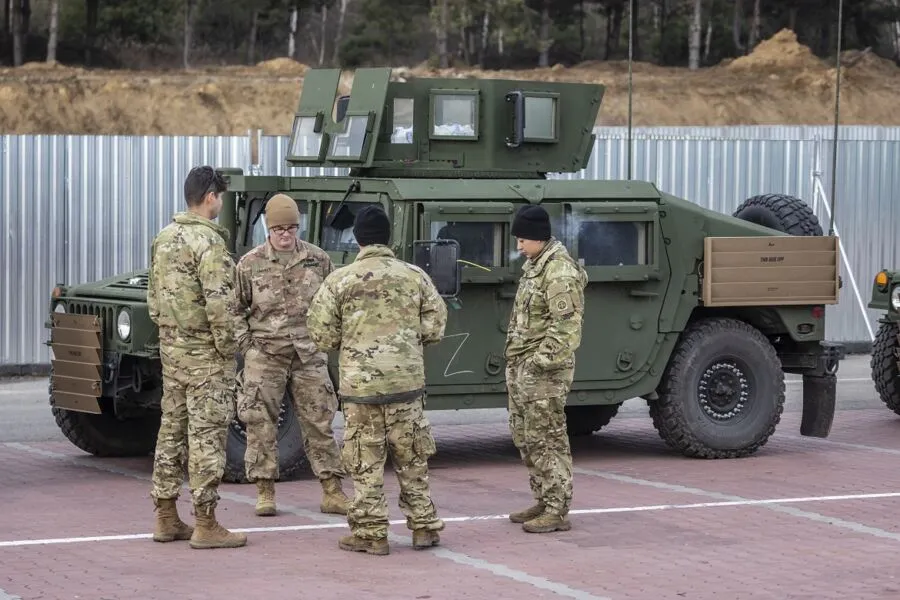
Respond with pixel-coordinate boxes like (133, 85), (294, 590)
(868, 270), (900, 323)
(47, 67), (836, 416)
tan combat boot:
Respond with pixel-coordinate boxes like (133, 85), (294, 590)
(338, 534), (389, 555)
(152, 498), (193, 542)
(412, 529), (441, 549)
(255, 479), (276, 516)
(189, 505), (248, 549)
(508, 502), (545, 524)
(320, 477), (350, 515)
(522, 511), (572, 533)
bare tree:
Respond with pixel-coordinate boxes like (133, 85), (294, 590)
(183, 0), (196, 68)
(538, 0), (551, 67)
(732, 0), (744, 52)
(47, 0), (59, 63)
(11, 0), (21, 66)
(748, 0), (760, 49)
(688, 0), (701, 69)
(248, 8), (259, 64)
(431, 0), (449, 68)
(288, 4), (298, 57)
(318, 4), (327, 65)
(330, 0), (350, 66)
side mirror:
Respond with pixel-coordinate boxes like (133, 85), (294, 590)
(413, 239), (461, 298)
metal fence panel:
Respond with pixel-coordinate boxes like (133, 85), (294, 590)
(3, 127), (899, 368)
(0, 135), (250, 369)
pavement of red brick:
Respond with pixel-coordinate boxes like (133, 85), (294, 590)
(5, 407), (900, 599)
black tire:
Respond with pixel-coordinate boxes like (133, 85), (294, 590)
(649, 317), (785, 458)
(565, 404), (621, 436)
(222, 390), (308, 484)
(732, 193), (823, 236)
(871, 322), (900, 416)
(52, 406), (159, 457)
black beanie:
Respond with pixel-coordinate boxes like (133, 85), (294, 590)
(353, 205), (391, 246)
(511, 204), (551, 241)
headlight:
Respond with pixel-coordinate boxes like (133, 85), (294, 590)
(891, 286), (900, 311)
(53, 302), (66, 313)
(117, 309), (132, 340)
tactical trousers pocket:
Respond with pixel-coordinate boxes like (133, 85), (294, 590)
(412, 421), (437, 459)
(237, 384), (264, 425)
(202, 382), (235, 428)
(341, 426), (363, 474)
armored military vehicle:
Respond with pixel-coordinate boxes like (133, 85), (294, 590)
(46, 67), (844, 483)
(869, 269), (900, 414)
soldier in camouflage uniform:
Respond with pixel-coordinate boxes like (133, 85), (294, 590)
(307, 205), (447, 556)
(504, 204), (588, 534)
(147, 165), (247, 549)
(233, 194), (349, 517)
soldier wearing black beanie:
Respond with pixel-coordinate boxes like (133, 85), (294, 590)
(352, 205), (392, 246)
(511, 205), (552, 241)
(504, 201), (588, 535)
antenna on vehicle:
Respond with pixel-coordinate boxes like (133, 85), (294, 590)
(828, 0), (843, 236)
(626, 0), (634, 181)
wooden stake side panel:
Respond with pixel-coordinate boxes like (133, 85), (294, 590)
(702, 236), (840, 307)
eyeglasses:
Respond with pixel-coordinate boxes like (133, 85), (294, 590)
(270, 225), (299, 235)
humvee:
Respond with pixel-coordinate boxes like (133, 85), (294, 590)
(46, 67), (844, 483)
(869, 269), (900, 413)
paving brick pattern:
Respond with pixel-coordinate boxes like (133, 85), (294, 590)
(4, 407), (900, 599)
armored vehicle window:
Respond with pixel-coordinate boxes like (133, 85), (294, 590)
(392, 98), (414, 144)
(431, 221), (502, 268)
(252, 201), (309, 247)
(320, 200), (381, 252)
(577, 221), (649, 266)
(431, 92), (477, 138)
(290, 116), (323, 158)
(327, 115), (368, 159)
(524, 96), (557, 141)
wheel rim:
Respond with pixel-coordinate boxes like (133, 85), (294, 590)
(698, 359), (751, 421)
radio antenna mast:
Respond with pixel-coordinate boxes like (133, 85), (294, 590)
(828, 0), (844, 236)
(626, 0), (634, 180)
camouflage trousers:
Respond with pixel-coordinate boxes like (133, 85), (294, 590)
(506, 359), (574, 516)
(237, 347), (345, 482)
(150, 345), (236, 510)
(341, 397), (443, 541)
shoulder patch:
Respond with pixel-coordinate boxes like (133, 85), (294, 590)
(546, 278), (580, 317)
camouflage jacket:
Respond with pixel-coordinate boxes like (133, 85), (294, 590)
(504, 238), (588, 370)
(147, 211), (237, 358)
(307, 245), (447, 403)
(233, 238), (334, 359)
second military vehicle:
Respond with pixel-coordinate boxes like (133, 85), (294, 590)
(46, 67), (844, 482)
(869, 269), (900, 414)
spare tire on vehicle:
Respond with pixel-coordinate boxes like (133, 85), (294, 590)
(732, 193), (823, 236)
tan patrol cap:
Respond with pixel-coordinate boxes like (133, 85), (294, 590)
(265, 194), (300, 228)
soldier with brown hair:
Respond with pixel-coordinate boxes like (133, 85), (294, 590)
(147, 165), (247, 549)
(233, 194), (349, 517)
(307, 204), (448, 556)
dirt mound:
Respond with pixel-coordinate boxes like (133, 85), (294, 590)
(1, 29), (900, 135)
(256, 57), (308, 75)
(728, 29), (825, 71)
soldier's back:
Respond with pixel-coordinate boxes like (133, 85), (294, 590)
(324, 247), (433, 399)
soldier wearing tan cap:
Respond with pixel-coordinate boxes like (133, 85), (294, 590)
(232, 193), (350, 517)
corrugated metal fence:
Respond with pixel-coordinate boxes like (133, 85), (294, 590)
(3, 126), (899, 369)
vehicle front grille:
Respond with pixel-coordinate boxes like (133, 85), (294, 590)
(67, 302), (115, 337)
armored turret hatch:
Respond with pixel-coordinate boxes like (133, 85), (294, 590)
(286, 67), (605, 178)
